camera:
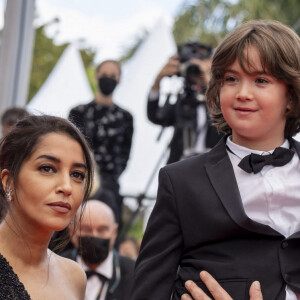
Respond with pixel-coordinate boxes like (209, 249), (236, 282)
(177, 42), (213, 82)
(174, 42), (213, 136)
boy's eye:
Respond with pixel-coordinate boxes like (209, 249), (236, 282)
(224, 75), (237, 82)
(256, 77), (268, 84)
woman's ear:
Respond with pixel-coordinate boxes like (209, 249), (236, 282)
(1, 169), (14, 198)
(1, 169), (10, 191)
(1, 169), (14, 201)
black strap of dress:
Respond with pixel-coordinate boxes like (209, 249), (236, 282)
(0, 253), (31, 299)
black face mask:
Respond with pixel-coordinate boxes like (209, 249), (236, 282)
(98, 76), (117, 95)
(79, 236), (110, 265)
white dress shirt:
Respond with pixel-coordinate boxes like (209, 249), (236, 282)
(226, 137), (300, 300)
(77, 251), (113, 300)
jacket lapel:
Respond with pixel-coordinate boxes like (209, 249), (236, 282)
(290, 137), (300, 158)
(205, 137), (280, 236)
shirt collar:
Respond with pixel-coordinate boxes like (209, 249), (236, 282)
(77, 250), (113, 279)
(226, 136), (290, 159)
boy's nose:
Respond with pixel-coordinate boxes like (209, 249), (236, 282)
(236, 81), (253, 101)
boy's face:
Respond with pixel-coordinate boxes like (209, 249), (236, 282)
(220, 46), (290, 150)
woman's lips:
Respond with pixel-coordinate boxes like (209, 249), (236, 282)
(47, 201), (71, 213)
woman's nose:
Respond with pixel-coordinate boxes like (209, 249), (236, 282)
(56, 173), (72, 196)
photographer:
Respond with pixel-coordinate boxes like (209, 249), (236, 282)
(147, 42), (222, 164)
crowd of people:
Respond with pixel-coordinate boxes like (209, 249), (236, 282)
(1, 19), (300, 299)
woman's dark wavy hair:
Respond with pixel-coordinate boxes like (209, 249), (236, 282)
(0, 115), (94, 249)
(206, 20), (300, 137)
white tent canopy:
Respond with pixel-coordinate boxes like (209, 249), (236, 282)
(27, 44), (93, 118)
(115, 19), (179, 198)
(27, 19), (179, 200)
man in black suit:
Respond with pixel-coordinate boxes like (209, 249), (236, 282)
(61, 200), (134, 300)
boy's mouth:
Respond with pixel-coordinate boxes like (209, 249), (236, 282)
(234, 107), (257, 112)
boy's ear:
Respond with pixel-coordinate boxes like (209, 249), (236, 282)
(286, 93), (293, 111)
(287, 99), (292, 111)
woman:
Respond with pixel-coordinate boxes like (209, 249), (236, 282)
(0, 115), (94, 299)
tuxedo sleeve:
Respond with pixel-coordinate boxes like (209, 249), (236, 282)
(130, 167), (183, 299)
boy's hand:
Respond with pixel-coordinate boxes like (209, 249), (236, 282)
(181, 271), (263, 300)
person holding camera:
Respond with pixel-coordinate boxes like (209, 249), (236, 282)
(147, 42), (222, 164)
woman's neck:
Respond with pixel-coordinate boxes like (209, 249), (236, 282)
(0, 216), (51, 266)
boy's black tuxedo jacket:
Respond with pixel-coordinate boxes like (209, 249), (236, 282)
(130, 136), (300, 300)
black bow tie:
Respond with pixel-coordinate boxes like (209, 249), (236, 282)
(238, 147), (295, 174)
(85, 270), (108, 282)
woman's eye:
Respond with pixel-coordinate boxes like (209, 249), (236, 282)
(38, 165), (55, 173)
(71, 171), (86, 182)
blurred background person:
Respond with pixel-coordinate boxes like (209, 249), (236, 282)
(61, 200), (135, 300)
(68, 60), (134, 226)
(1, 107), (30, 137)
(147, 42), (223, 164)
(118, 237), (139, 261)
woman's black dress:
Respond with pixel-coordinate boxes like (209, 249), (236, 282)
(0, 253), (31, 299)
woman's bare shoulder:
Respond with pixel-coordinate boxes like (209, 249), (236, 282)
(52, 252), (87, 299)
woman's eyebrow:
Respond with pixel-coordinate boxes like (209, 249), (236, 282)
(35, 154), (87, 170)
(35, 154), (60, 163)
(73, 162), (87, 170)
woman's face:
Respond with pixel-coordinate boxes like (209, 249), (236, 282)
(3, 132), (87, 233)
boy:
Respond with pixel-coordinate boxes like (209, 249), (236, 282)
(131, 20), (300, 300)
